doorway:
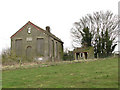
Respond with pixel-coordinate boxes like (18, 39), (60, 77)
(76, 53), (80, 60)
(84, 52), (88, 59)
(26, 46), (32, 59)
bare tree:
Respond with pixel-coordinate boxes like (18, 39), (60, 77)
(71, 11), (119, 57)
(71, 11), (119, 47)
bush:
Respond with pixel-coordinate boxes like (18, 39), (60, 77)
(1, 48), (41, 66)
(63, 51), (74, 61)
(2, 48), (20, 65)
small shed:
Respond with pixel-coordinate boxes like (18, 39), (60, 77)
(73, 47), (94, 60)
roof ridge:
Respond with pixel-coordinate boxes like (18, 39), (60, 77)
(28, 21), (63, 43)
(10, 21), (63, 43)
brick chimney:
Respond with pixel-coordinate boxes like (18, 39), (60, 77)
(46, 26), (50, 33)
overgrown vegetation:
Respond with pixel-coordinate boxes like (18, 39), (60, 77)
(2, 57), (118, 88)
(71, 11), (119, 58)
(2, 48), (18, 65)
(63, 51), (74, 61)
(2, 48), (34, 66)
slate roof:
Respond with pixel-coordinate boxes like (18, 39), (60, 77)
(11, 21), (63, 43)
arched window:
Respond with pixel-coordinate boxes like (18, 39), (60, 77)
(28, 27), (31, 34)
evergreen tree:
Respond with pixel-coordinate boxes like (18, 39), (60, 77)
(80, 27), (93, 47)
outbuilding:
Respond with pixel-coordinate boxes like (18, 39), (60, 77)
(73, 47), (94, 60)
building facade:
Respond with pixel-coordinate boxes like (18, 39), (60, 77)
(11, 21), (63, 61)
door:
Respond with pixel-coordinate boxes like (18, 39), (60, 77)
(26, 46), (32, 59)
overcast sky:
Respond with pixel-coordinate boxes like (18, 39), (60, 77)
(0, 0), (119, 53)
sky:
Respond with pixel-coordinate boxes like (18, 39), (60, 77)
(0, 0), (119, 53)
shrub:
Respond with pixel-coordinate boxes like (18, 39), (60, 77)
(2, 48), (19, 65)
(63, 51), (74, 61)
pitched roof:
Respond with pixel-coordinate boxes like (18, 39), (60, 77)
(73, 47), (94, 53)
(10, 21), (63, 43)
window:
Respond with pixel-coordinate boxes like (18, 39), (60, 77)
(15, 39), (22, 56)
(37, 38), (44, 56)
(28, 27), (31, 34)
(52, 40), (54, 57)
(56, 42), (58, 58)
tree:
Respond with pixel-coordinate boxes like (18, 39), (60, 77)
(95, 28), (117, 58)
(80, 27), (93, 47)
(71, 16), (94, 47)
(104, 29), (117, 57)
(71, 11), (119, 58)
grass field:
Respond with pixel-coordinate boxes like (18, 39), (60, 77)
(2, 57), (118, 88)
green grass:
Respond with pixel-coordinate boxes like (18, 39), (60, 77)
(2, 57), (118, 88)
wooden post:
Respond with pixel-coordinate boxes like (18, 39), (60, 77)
(83, 53), (85, 60)
(75, 53), (76, 60)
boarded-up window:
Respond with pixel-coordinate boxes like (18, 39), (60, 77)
(52, 40), (54, 57)
(15, 39), (22, 56)
(37, 38), (44, 56)
(48, 37), (51, 56)
(56, 42), (58, 58)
